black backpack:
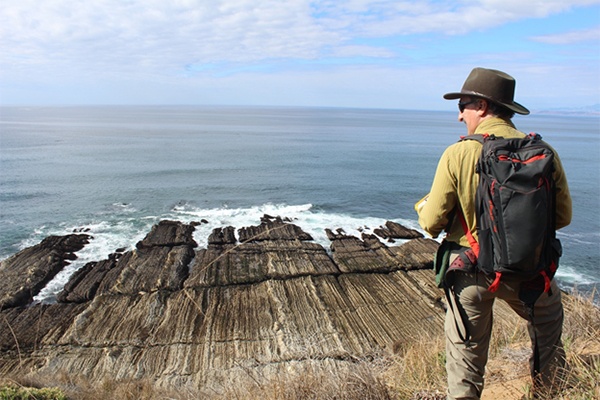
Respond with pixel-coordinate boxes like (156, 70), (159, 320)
(459, 133), (562, 293)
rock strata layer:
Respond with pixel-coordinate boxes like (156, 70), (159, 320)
(0, 217), (443, 393)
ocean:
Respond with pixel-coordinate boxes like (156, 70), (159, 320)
(0, 105), (598, 302)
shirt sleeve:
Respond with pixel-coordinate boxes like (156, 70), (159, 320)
(552, 152), (572, 230)
(416, 146), (458, 238)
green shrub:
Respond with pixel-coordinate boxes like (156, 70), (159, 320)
(0, 385), (67, 400)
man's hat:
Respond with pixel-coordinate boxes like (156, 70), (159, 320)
(443, 67), (530, 115)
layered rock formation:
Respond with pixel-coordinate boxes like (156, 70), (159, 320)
(0, 217), (443, 393)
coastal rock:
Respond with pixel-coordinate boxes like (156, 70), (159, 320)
(0, 234), (90, 310)
(0, 218), (444, 394)
(390, 237), (441, 269)
(207, 226), (236, 245)
(0, 302), (88, 352)
(326, 228), (435, 273)
(97, 244), (195, 294)
(374, 220), (424, 240)
(136, 219), (198, 249)
(71, 221), (198, 297)
(238, 216), (313, 242)
(56, 259), (116, 303)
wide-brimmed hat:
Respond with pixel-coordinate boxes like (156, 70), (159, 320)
(443, 67), (530, 115)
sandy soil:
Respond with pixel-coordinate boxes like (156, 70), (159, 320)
(482, 344), (531, 400)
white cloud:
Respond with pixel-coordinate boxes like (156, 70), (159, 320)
(2, 0), (598, 73)
(307, 0), (600, 36)
(0, 0), (338, 76)
(0, 0), (598, 107)
(530, 26), (600, 44)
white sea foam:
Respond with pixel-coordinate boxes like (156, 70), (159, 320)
(33, 219), (152, 303)
(168, 202), (422, 249)
(555, 264), (596, 286)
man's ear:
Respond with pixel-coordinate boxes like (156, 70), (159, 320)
(477, 99), (489, 115)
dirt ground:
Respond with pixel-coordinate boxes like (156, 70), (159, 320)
(481, 344), (531, 400)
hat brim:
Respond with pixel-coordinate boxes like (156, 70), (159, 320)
(443, 90), (530, 115)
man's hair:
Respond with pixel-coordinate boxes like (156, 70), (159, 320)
(487, 100), (515, 119)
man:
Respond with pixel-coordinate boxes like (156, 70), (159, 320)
(415, 67), (572, 399)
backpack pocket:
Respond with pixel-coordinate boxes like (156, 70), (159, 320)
(498, 183), (549, 274)
(477, 227), (494, 274)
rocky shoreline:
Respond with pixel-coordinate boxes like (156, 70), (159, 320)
(0, 216), (444, 393)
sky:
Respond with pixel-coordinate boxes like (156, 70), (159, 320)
(0, 0), (599, 111)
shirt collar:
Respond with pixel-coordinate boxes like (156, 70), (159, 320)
(474, 117), (517, 135)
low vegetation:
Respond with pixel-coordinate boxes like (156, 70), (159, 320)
(1, 291), (597, 400)
(0, 385), (67, 400)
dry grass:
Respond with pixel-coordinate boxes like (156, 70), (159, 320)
(383, 332), (447, 400)
(557, 289), (600, 400)
(1, 291), (598, 400)
(208, 360), (395, 400)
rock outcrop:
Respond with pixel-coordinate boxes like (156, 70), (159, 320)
(0, 217), (443, 393)
(0, 234), (91, 309)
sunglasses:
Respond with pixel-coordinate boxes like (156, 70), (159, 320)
(458, 99), (478, 112)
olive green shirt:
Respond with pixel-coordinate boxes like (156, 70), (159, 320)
(416, 117), (572, 247)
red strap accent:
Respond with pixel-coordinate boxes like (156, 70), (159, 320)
(457, 204), (502, 293)
(541, 270), (551, 293)
(498, 154), (546, 164)
(488, 272), (502, 292)
(549, 260), (557, 274)
(457, 209), (480, 257)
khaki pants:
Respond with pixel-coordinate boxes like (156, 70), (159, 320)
(445, 270), (565, 400)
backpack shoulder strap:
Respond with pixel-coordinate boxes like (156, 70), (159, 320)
(456, 207), (479, 258)
(458, 133), (489, 143)
(454, 134), (487, 253)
